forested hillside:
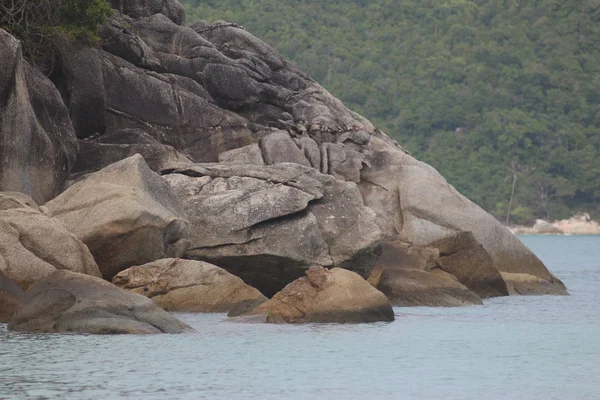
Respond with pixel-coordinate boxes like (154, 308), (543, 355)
(181, 0), (600, 223)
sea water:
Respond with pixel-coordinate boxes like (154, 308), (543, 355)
(1, 235), (599, 400)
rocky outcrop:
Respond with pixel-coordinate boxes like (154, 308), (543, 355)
(0, 206), (102, 289)
(377, 268), (482, 307)
(44, 155), (190, 280)
(236, 267), (394, 323)
(108, 0), (185, 25)
(428, 232), (508, 298)
(8, 270), (193, 334)
(553, 213), (600, 235)
(357, 139), (567, 295)
(0, 270), (24, 322)
(0, 30), (78, 204)
(113, 258), (267, 313)
(367, 238), (482, 306)
(162, 162), (381, 297)
(0, 0), (568, 311)
(501, 272), (569, 296)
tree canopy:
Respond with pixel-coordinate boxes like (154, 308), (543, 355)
(0, 0), (112, 71)
(182, 0), (600, 223)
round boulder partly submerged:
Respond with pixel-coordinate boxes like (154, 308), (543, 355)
(235, 266), (394, 324)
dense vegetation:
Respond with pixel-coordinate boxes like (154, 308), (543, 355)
(182, 0), (600, 223)
(0, 0), (112, 72)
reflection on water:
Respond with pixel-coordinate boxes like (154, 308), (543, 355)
(1, 235), (599, 400)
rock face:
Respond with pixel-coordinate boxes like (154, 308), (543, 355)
(8, 270), (193, 334)
(377, 268), (482, 307)
(428, 232), (508, 298)
(0, 270), (24, 322)
(162, 162), (381, 297)
(0, 0), (568, 306)
(44, 155), (190, 280)
(113, 258), (267, 312)
(357, 143), (567, 295)
(0, 30), (78, 204)
(0, 206), (102, 289)
(237, 266), (394, 323)
(367, 239), (483, 306)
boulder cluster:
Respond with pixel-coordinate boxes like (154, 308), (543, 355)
(0, 0), (567, 333)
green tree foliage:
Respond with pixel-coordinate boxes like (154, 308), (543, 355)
(0, 0), (112, 71)
(182, 0), (600, 223)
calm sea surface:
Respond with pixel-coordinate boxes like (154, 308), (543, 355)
(1, 235), (599, 400)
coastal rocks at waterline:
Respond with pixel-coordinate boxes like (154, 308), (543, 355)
(553, 213), (600, 235)
(358, 139), (567, 296)
(367, 239), (482, 307)
(8, 270), (193, 334)
(112, 258), (267, 313)
(162, 162), (382, 297)
(235, 267), (394, 323)
(44, 155), (190, 280)
(0, 206), (102, 289)
(501, 272), (569, 296)
(377, 268), (483, 307)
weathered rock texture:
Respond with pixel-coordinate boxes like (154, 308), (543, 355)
(0, 0), (568, 304)
(0, 206), (102, 289)
(368, 239), (482, 306)
(0, 30), (78, 204)
(162, 162), (381, 297)
(113, 258), (267, 312)
(8, 270), (193, 334)
(237, 267), (394, 323)
(44, 155), (190, 280)
(377, 268), (482, 307)
(0, 270), (24, 322)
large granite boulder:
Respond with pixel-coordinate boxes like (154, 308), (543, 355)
(44, 155), (190, 280)
(428, 232), (508, 298)
(0, 30), (78, 204)
(0, 270), (24, 322)
(8, 270), (193, 334)
(0, 207), (102, 289)
(358, 136), (568, 295)
(113, 258), (267, 312)
(236, 267), (394, 323)
(4, 0), (564, 301)
(367, 238), (482, 306)
(162, 162), (381, 297)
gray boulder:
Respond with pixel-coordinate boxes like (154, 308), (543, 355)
(8, 270), (193, 334)
(359, 136), (567, 295)
(0, 270), (24, 322)
(163, 162), (381, 296)
(428, 232), (508, 298)
(113, 258), (267, 312)
(0, 207), (102, 289)
(0, 30), (78, 204)
(108, 0), (185, 25)
(377, 268), (482, 307)
(367, 238), (482, 306)
(45, 155), (190, 280)
(235, 266), (394, 323)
